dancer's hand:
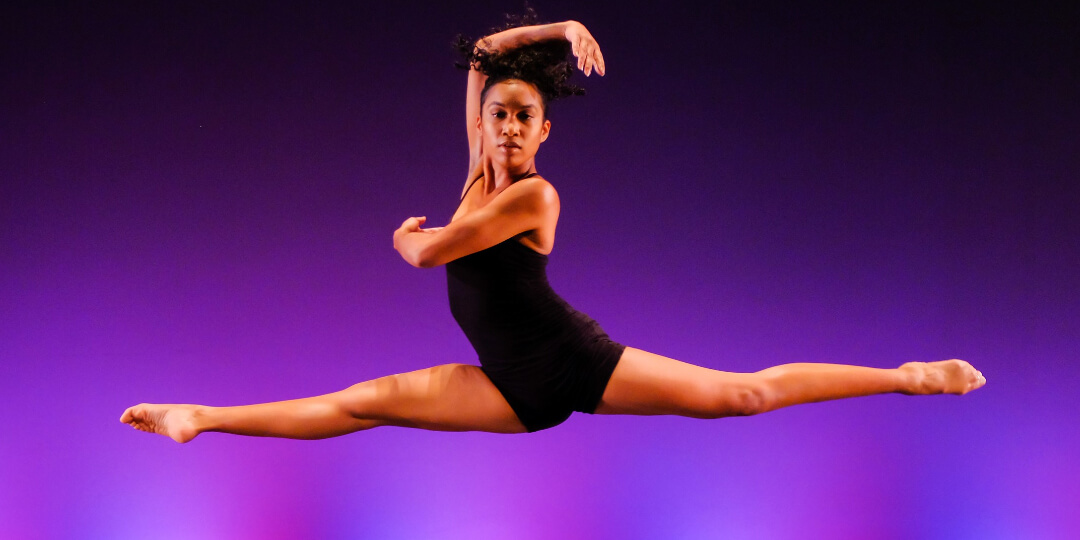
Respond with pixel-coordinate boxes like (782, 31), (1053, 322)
(400, 217), (443, 234)
(564, 21), (605, 77)
(398, 216), (426, 234)
(394, 216), (444, 249)
(394, 216), (424, 249)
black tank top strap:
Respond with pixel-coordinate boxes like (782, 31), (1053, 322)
(460, 174), (484, 202)
(459, 171), (542, 202)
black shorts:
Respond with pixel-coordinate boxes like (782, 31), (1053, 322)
(480, 335), (626, 432)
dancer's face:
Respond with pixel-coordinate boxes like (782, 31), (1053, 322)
(477, 80), (551, 170)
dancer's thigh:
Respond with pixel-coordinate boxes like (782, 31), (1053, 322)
(339, 363), (528, 434)
(593, 347), (764, 418)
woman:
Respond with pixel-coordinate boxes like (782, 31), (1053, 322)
(121, 19), (985, 442)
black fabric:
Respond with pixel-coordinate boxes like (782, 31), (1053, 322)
(446, 238), (624, 432)
(445, 175), (625, 431)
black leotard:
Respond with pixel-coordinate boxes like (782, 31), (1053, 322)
(446, 174), (625, 432)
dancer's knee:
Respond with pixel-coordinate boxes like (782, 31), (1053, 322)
(708, 379), (773, 417)
(336, 379), (388, 419)
(733, 383), (772, 416)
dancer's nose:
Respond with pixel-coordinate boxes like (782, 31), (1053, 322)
(504, 119), (520, 137)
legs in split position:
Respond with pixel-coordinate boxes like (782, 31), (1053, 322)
(122, 350), (985, 443)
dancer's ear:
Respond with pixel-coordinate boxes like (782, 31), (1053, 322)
(469, 114), (484, 170)
(540, 119), (551, 143)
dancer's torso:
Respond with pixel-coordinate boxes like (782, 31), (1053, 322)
(446, 172), (598, 364)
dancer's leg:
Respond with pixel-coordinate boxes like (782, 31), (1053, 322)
(593, 348), (985, 417)
(121, 363), (528, 443)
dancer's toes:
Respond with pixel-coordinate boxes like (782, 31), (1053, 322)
(121, 403), (201, 443)
(901, 360), (986, 395)
(940, 359), (986, 395)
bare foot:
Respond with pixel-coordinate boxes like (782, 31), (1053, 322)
(899, 360), (986, 396)
(120, 403), (202, 443)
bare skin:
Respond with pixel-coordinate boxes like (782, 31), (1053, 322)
(592, 349), (985, 417)
(122, 20), (986, 443)
(122, 364), (528, 443)
(122, 404), (202, 443)
(119, 357), (983, 443)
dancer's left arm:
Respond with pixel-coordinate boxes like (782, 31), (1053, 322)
(393, 178), (558, 268)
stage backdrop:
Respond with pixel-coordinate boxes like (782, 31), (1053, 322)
(2, 1), (1077, 538)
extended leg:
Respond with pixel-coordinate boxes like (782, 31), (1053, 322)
(120, 363), (528, 443)
(593, 348), (985, 418)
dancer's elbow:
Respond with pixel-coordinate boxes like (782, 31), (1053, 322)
(398, 249), (428, 268)
(413, 250), (439, 268)
(395, 233), (438, 268)
(406, 244), (442, 268)
(394, 243), (424, 268)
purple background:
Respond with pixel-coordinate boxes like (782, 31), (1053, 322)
(3, 1), (1078, 538)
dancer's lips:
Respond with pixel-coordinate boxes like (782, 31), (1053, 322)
(500, 141), (521, 149)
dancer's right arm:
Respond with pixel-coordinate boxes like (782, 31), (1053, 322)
(464, 21), (604, 186)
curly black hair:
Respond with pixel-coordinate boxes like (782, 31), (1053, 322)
(454, 7), (585, 118)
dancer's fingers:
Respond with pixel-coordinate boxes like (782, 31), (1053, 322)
(583, 45), (605, 77)
(400, 216), (427, 232)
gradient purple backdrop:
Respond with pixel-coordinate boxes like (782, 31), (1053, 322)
(2, 1), (1078, 538)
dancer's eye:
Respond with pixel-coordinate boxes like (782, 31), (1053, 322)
(517, 112), (532, 121)
(493, 111), (508, 119)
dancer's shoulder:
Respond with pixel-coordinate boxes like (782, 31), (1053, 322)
(507, 175), (559, 208)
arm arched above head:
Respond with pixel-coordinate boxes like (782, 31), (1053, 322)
(463, 23), (576, 174)
(396, 177), (560, 268)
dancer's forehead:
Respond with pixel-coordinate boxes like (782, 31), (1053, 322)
(483, 79), (545, 110)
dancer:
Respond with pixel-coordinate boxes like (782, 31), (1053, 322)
(121, 18), (985, 443)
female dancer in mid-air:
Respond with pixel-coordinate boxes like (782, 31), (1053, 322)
(122, 18), (985, 442)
